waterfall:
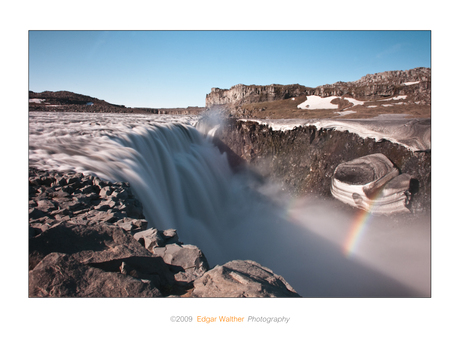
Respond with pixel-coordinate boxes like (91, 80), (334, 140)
(29, 112), (430, 297)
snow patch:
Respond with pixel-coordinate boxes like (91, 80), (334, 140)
(343, 97), (365, 106)
(297, 95), (365, 110)
(297, 95), (339, 109)
(335, 110), (357, 117)
(403, 81), (420, 86)
(378, 95), (407, 101)
(29, 98), (45, 103)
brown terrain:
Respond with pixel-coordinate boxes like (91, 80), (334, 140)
(28, 90), (205, 115)
(235, 95), (431, 119)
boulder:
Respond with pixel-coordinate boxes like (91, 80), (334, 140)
(156, 243), (209, 284)
(162, 229), (180, 245)
(191, 260), (300, 297)
(133, 228), (165, 251)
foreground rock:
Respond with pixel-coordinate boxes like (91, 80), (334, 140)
(331, 153), (413, 214)
(29, 253), (162, 297)
(134, 229), (210, 287)
(192, 260), (300, 297)
(29, 168), (300, 297)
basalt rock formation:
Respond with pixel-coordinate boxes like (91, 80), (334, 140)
(206, 84), (310, 107)
(213, 119), (430, 214)
(316, 67), (431, 104)
(205, 67), (431, 109)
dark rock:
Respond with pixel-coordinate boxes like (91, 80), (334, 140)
(29, 207), (46, 219)
(99, 186), (113, 198)
(29, 252), (162, 297)
(162, 229), (180, 244)
(80, 185), (95, 194)
(134, 228), (165, 251)
(215, 118), (431, 213)
(192, 260), (300, 297)
(28, 167), (299, 298)
(89, 256), (175, 292)
(157, 243), (209, 284)
(29, 222), (151, 270)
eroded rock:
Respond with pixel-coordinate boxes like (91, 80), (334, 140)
(331, 153), (412, 214)
(29, 253), (162, 297)
(156, 243), (209, 285)
(192, 260), (300, 297)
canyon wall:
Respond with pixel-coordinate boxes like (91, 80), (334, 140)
(205, 67), (431, 108)
(206, 84), (310, 107)
(214, 119), (431, 213)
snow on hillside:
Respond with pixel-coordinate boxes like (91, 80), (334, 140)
(29, 99), (45, 103)
(297, 95), (364, 110)
(297, 96), (338, 109)
(378, 95), (408, 101)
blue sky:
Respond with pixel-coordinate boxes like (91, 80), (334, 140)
(29, 30), (431, 108)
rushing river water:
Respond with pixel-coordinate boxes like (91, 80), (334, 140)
(28, 112), (430, 297)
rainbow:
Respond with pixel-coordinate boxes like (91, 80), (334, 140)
(343, 207), (373, 257)
(342, 187), (386, 257)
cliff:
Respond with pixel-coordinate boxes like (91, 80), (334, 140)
(29, 167), (300, 297)
(205, 67), (431, 110)
(213, 118), (431, 214)
(206, 84), (311, 107)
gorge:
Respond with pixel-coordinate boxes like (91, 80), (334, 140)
(29, 67), (431, 297)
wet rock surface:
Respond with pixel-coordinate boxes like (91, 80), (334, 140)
(29, 167), (300, 297)
(331, 153), (413, 214)
(214, 119), (430, 213)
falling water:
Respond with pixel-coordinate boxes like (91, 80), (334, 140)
(29, 112), (430, 297)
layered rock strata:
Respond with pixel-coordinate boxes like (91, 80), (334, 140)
(29, 168), (300, 297)
(330, 153), (412, 214)
(214, 119), (430, 213)
(205, 67), (431, 108)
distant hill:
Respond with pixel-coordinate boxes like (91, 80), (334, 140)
(28, 90), (205, 115)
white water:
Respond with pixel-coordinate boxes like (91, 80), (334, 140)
(29, 112), (430, 297)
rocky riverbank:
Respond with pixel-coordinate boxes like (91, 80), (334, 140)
(28, 167), (300, 297)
